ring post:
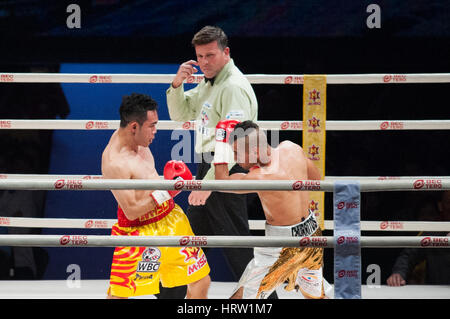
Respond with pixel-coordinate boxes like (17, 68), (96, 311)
(333, 181), (361, 299)
(303, 74), (327, 229)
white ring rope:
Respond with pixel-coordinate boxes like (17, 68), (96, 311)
(2, 73), (450, 84)
(0, 234), (447, 248)
(1, 174), (449, 181)
(0, 119), (449, 131)
(1, 216), (449, 232)
(2, 175), (447, 232)
(0, 178), (448, 192)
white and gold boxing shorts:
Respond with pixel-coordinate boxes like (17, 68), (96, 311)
(235, 211), (326, 299)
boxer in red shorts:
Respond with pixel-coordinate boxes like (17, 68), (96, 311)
(101, 93), (210, 298)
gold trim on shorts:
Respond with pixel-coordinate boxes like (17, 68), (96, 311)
(257, 228), (325, 299)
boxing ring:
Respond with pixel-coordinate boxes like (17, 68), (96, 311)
(0, 72), (449, 299)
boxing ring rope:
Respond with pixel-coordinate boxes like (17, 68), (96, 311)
(0, 234), (447, 249)
(0, 178), (449, 192)
(2, 175), (448, 231)
(1, 177), (448, 231)
(2, 72), (450, 84)
(0, 119), (449, 131)
(2, 217), (450, 232)
(2, 173), (450, 180)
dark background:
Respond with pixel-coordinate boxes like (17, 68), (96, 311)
(0, 0), (449, 286)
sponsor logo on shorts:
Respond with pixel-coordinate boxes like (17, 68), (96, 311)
(187, 254), (207, 276)
(301, 274), (317, 283)
(179, 246), (208, 276)
(137, 247), (161, 273)
(135, 273), (154, 281)
(297, 268), (323, 297)
(299, 270), (320, 284)
(292, 217), (318, 237)
(180, 247), (201, 262)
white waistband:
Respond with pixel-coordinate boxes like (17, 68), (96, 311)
(265, 212), (318, 237)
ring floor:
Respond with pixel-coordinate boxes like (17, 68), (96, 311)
(0, 280), (448, 299)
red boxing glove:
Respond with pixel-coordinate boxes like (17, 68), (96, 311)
(151, 160), (193, 206)
(215, 119), (240, 143)
(214, 119), (240, 165)
(164, 160), (193, 197)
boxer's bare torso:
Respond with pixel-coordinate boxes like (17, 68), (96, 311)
(216, 141), (321, 226)
(101, 111), (160, 221)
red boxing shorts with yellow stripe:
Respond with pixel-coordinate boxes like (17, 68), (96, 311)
(107, 199), (210, 298)
(234, 211), (326, 299)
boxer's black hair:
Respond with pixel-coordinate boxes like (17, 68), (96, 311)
(232, 120), (257, 137)
(231, 120), (270, 164)
(119, 93), (158, 127)
(231, 120), (268, 147)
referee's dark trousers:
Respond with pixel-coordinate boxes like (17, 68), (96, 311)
(186, 152), (254, 281)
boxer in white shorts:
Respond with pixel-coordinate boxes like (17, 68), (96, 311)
(237, 211), (324, 298)
(214, 120), (326, 299)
